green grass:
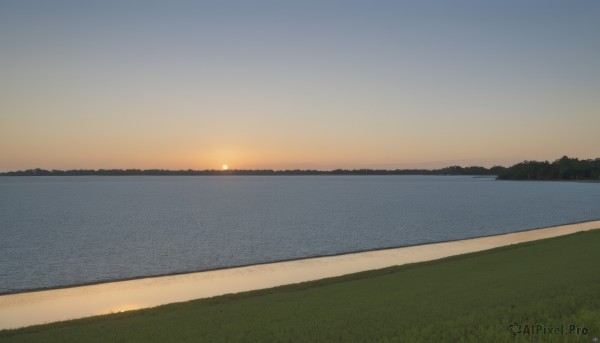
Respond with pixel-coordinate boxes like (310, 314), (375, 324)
(2, 230), (600, 342)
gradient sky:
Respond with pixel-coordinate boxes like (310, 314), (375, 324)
(1, 1), (599, 171)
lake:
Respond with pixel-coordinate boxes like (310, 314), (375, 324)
(1, 175), (599, 294)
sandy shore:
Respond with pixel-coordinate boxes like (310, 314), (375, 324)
(1, 220), (599, 330)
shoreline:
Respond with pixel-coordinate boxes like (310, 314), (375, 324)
(1, 219), (599, 330)
(2, 218), (599, 297)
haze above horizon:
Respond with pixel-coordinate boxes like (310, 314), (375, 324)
(1, 1), (599, 172)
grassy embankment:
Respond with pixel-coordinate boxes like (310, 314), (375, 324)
(2, 229), (600, 342)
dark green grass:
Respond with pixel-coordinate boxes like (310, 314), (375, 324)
(2, 230), (600, 342)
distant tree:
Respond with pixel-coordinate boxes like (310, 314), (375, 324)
(497, 156), (600, 180)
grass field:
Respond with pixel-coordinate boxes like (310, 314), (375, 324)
(1, 229), (599, 342)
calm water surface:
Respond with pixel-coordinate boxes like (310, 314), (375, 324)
(1, 176), (599, 293)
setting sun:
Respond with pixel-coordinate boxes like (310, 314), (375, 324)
(222, 164), (229, 170)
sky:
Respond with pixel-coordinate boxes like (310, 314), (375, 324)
(1, 1), (599, 171)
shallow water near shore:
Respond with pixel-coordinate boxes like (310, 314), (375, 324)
(1, 175), (599, 293)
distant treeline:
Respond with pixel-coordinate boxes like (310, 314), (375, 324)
(0, 166), (505, 176)
(3, 156), (598, 179)
(497, 156), (600, 180)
